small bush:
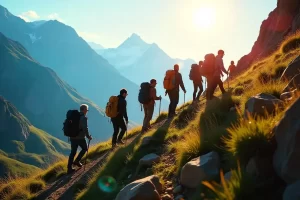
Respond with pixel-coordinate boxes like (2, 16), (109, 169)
(27, 180), (45, 193)
(257, 71), (272, 84)
(233, 86), (244, 96)
(42, 162), (66, 182)
(154, 112), (168, 124)
(9, 189), (31, 200)
(174, 106), (198, 128)
(281, 36), (300, 53)
(272, 65), (286, 79)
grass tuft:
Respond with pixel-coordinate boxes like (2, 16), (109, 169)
(281, 32), (300, 53)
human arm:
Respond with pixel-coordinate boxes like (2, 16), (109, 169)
(82, 116), (92, 140)
(179, 74), (186, 93)
(124, 101), (129, 123)
(151, 88), (161, 100)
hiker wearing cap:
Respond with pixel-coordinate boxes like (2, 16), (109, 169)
(164, 64), (186, 118)
(67, 104), (92, 174)
(111, 89), (128, 148)
(189, 61), (204, 102)
(141, 79), (161, 133)
(212, 50), (228, 95)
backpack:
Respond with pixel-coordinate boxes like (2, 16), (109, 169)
(200, 54), (216, 77)
(138, 82), (151, 104)
(189, 64), (199, 80)
(63, 110), (81, 137)
(163, 70), (176, 90)
(105, 96), (119, 118)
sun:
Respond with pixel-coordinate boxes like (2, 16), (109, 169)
(194, 7), (216, 29)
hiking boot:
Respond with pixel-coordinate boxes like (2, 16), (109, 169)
(67, 168), (76, 174)
(73, 161), (83, 168)
(117, 140), (125, 145)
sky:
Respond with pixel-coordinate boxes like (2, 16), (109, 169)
(0, 0), (277, 66)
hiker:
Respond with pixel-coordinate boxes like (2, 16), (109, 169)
(211, 50), (228, 96)
(67, 104), (92, 174)
(201, 54), (215, 100)
(164, 64), (186, 118)
(141, 79), (162, 133)
(189, 61), (203, 102)
(111, 89), (129, 148)
(228, 61), (236, 77)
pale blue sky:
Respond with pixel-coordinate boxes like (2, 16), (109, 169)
(0, 0), (276, 66)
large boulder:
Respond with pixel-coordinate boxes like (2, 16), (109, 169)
(282, 74), (300, 93)
(283, 180), (300, 200)
(180, 151), (220, 188)
(281, 56), (300, 81)
(273, 97), (300, 184)
(115, 175), (162, 200)
(244, 93), (284, 118)
(139, 153), (160, 167)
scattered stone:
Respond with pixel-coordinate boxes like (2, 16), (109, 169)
(180, 151), (220, 188)
(281, 56), (300, 81)
(230, 107), (236, 112)
(115, 175), (162, 200)
(139, 153), (160, 167)
(224, 171), (232, 181)
(173, 185), (183, 194)
(280, 89), (297, 101)
(283, 180), (300, 200)
(175, 194), (185, 200)
(273, 98), (300, 184)
(282, 74), (300, 93)
(162, 194), (173, 200)
(244, 93), (284, 118)
(141, 136), (153, 147)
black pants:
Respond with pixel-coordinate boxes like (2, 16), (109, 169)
(67, 139), (87, 169)
(206, 76), (214, 100)
(167, 89), (179, 117)
(111, 117), (127, 145)
(212, 76), (226, 94)
(193, 81), (203, 100)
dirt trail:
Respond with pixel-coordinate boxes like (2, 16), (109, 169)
(35, 119), (168, 200)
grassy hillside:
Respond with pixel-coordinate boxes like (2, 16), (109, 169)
(76, 32), (300, 200)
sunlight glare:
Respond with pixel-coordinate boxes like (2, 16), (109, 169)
(194, 7), (216, 29)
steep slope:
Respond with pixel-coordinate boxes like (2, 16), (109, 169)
(88, 42), (104, 50)
(237, 0), (300, 71)
(0, 5), (143, 123)
(0, 32), (112, 141)
(0, 96), (67, 177)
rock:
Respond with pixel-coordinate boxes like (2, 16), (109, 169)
(280, 89), (297, 101)
(180, 151), (220, 188)
(162, 194), (172, 200)
(173, 185), (183, 194)
(175, 195), (184, 200)
(115, 175), (162, 200)
(282, 74), (300, 93)
(224, 171), (232, 181)
(281, 56), (300, 81)
(283, 180), (300, 200)
(139, 153), (160, 167)
(273, 98), (300, 184)
(141, 136), (153, 147)
(244, 93), (284, 118)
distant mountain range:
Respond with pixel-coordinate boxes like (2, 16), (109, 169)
(0, 4), (152, 124)
(95, 33), (196, 103)
(88, 41), (104, 50)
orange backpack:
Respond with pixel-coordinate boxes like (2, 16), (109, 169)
(105, 96), (119, 118)
(163, 70), (176, 90)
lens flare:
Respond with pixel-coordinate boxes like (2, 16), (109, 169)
(97, 176), (117, 193)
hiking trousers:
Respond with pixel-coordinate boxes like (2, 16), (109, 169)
(212, 76), (226, 95)
(67, 138), (88, 169)
(206, 76), (214, 100)
(193, 81), (203, 100)
(111, 117), (127, 145)
(167, 89), (179, 117)
(142, 103), (154, 131)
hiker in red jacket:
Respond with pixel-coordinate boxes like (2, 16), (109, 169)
(211, 50), (228, 96)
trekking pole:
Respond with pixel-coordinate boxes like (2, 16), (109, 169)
(84, 137), (91, 171)
(159, 99), (161, 116)
(183, 92), (186, 110)
(227, 73), (229, 90)
(125, 124), (128, 145)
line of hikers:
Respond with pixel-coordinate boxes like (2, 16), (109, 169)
(63, 49), (236, 173)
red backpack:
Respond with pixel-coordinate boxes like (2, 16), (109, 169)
(200, 54), (216, 77)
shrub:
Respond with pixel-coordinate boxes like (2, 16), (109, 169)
(281, 36), (300, 53)
(9, 189), (31, 200)
(224, 117), (275, 165)
(174, 105), (198, 128)
(154, 112), (168, 124)
(272, 65), (286, 79)
(41, 162), (66, 182)
(233, 86), (244, 96)
(27, 179), (45, 193)
(257, 71), (272, 84)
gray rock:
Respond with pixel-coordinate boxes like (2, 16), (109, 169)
(141, 136), (153, 147)
(173, 185), (183, 194)
(273, 98), (300, 183)
(139, 153), (160, 167)
(180, 151), (220, 188)
(281, 56), (300, 81)
(283, 180), (300, 200)
(115, 175), (162, 200)
(244, 93), (284, 118)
